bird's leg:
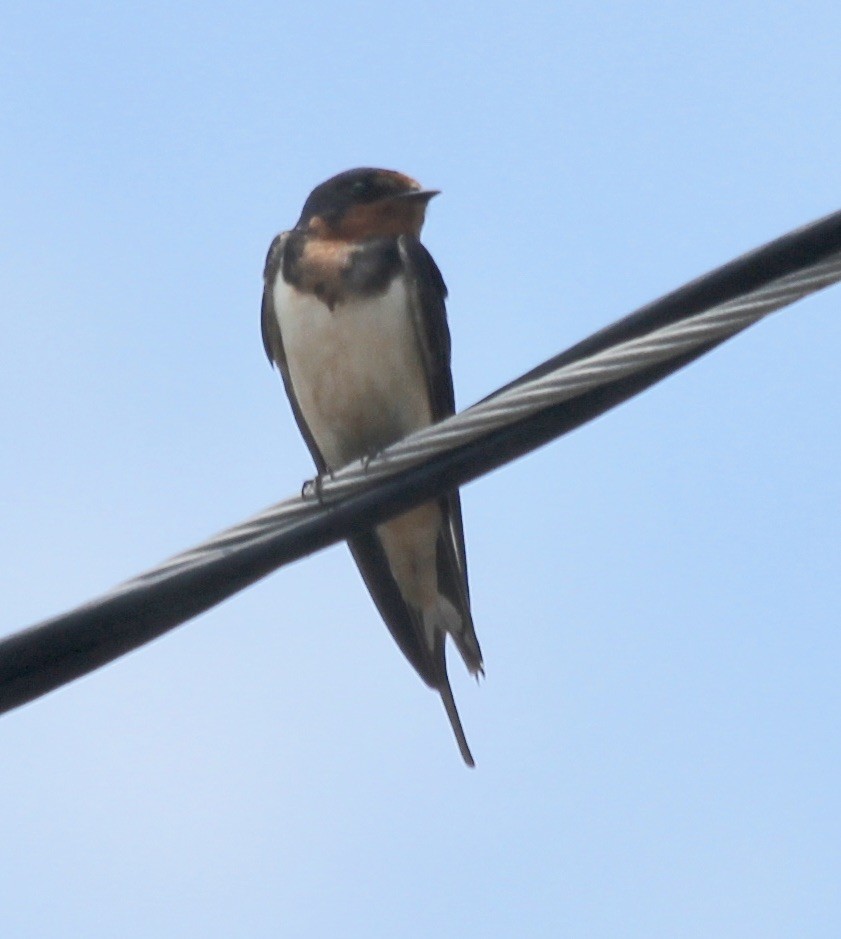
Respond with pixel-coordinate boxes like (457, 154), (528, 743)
(301, 470), (334, 505)
(361, 446), (386, 473)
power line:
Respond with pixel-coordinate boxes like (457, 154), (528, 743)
(2, 207), (840, 716)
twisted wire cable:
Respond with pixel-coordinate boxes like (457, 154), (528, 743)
(133, 246), (841, 589)
(2, 210), (840, 715)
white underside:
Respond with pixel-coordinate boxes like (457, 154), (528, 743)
(273, 275), (432, 470)
(273, 273), (462, 636)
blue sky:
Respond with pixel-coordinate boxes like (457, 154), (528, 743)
(2, 2), (840, 936)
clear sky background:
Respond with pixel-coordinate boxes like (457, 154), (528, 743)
(2, 2), (840, 936)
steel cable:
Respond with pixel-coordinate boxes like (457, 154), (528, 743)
(2, 209), (840, 716)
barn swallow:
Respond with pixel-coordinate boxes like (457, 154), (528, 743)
(261, 168), (483, 765)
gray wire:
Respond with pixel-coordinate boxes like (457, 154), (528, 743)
(114, 248), (841, 597)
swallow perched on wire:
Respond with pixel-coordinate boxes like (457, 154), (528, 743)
(261, 168), (483, 765)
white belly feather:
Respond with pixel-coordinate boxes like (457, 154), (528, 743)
(273, 275), (433, 470)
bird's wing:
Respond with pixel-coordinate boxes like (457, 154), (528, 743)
(398, 235), (479, 653)
(348, 236), (481, 679)
(261, 232), (327, 475)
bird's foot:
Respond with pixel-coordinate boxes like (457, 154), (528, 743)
(301, 470), (334, 505)
(361, 447), (385, 473)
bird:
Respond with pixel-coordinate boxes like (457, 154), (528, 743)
(261, 168), (483, 765)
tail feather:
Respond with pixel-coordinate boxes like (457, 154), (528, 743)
(423, 604), (478, 767)
(425, 595), (484, 677)
(438, 676), (475, 768)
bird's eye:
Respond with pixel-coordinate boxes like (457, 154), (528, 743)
(351, 179), (371, 197)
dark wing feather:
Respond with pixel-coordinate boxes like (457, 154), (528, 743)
(350, 238), (481, 687)
(261, 232), (327, 475)
(396, 236), (455, 421)
(398, 237), (477, 650)
(346, 533), (439, 685)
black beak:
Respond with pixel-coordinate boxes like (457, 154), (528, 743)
(394, 188), (441, 202)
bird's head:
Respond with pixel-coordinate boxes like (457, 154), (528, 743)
(295, 168), (439, 240)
